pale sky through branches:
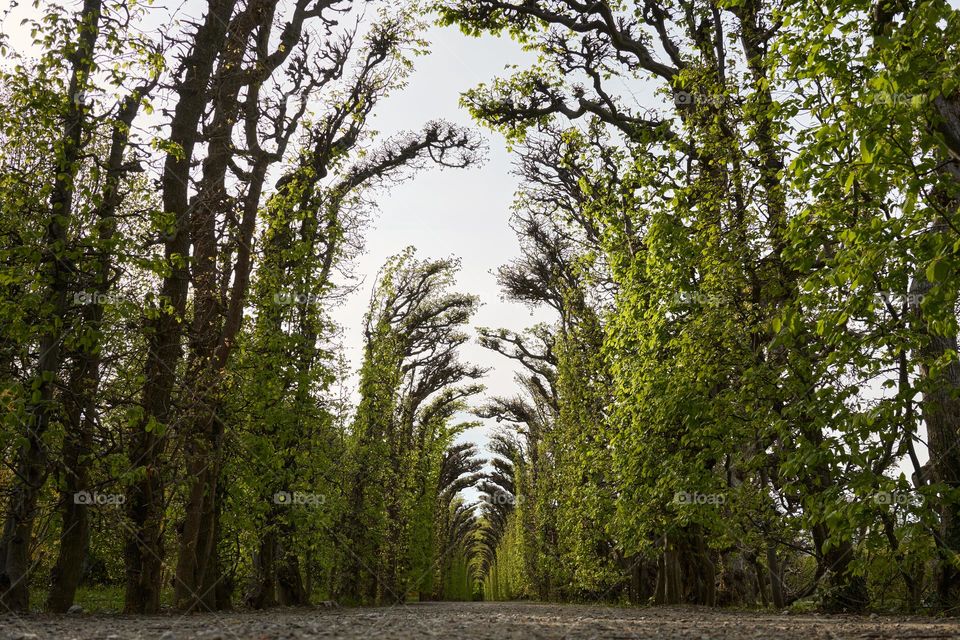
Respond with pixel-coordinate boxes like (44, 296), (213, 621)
(327, 24), (543, 456)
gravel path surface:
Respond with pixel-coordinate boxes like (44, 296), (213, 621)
(4, 601), (960, 640)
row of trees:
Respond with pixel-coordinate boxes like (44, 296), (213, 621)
(0, 0), (485, 613)
(456, 0), (960, 613)
(5, 0), (960, 616)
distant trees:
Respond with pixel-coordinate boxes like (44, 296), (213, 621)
(338, 250), (485, 603)
(4, 0), (960, 617)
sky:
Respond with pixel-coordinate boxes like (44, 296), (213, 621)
(326, 25), (545, 456)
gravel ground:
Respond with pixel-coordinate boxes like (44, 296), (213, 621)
(3, 601), (960, 640)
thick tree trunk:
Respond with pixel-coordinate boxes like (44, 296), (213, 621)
(174, 414), (224, 610)
(173, 1), (284, 610)
(765, 542), (785, 609)
(718, 551), (754, 607)
(693, 535), (717, 606)
(122, 435), (166, 614)
(0, 425), (53, 612)
(123, 0), (237, 614)
(246, 532), (278, 609)
(45, 364), (93, 613)
(810, 523), (868, 612)
(277, 550), (308, 606)
(654, 535), (683, 605)
(910, 256), (960, 610)
(920, 99), (960, 610)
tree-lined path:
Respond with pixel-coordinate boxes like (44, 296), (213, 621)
(3, 0), (960, 632)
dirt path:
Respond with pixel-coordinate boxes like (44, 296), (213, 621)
(4, 601), (960, 639)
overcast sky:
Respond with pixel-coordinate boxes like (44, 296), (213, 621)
(330, 24), (543, 455)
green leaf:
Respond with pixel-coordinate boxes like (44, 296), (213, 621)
(927, 258), (949, 282)
(844, 171), (856, 193)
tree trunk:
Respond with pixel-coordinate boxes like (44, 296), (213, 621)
(810, 522), (868, 612)
(277, 550), (308, 606)
(910, 253), (960, 610)
(246, 520), (279, 609)
(655, 536), (683, 605)
(45, 363), (93, 613)
(174, 415), (223, 610)
(766, 542), (785, 609)
(123, 0), (237, 614)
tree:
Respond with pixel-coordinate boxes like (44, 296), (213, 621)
(339, 250), (484, 604)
